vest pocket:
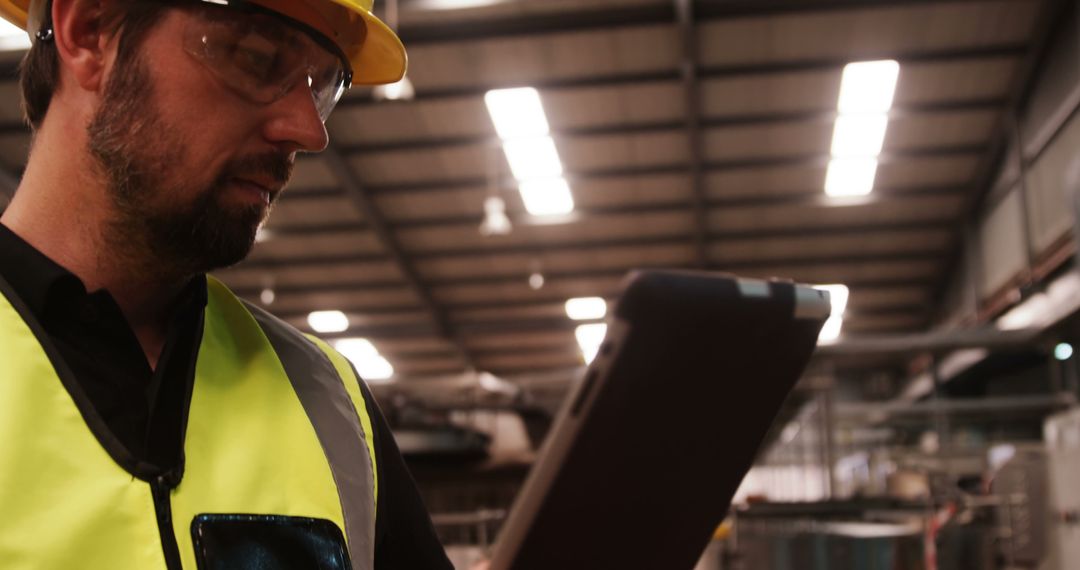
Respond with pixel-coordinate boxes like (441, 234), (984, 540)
(191, 514), (350, 570)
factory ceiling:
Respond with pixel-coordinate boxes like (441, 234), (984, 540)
(0, 0), (1066, 381)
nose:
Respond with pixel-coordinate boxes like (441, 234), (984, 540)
(262, 80), (330, 153)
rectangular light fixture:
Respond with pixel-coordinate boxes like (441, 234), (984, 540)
(814, 284), (849, 344)
(825, 60), (899, 197)
(0, 20), (29, 51)
(830, 114), (889, 158)
(334, 338), (395, 382)
(518, 177), (575, 216)
(837, 60), (900, 114)
(484, 87), (550, 140)
(502, 136), (564, 181)
(575, 323), (608, 364)
(565, 297), (607, 320)
(825, 157), (878, 197)
(307, 310), (349, 333)
(485, 87), (576, 218)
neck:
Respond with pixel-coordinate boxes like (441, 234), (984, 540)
(1, 114), (189, 368)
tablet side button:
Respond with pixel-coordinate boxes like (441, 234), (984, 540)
(570, 369), (601, 417)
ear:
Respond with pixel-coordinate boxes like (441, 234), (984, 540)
(52, 0), (110, 93)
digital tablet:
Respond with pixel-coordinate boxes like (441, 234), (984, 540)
(489, 270), (830, 570)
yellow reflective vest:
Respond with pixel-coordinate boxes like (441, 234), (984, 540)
(0, 276), (378, 570)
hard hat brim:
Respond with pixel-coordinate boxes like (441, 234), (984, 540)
(351, 6), (407, 86)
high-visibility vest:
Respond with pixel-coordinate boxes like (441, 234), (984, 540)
(0, 276), (378, 570)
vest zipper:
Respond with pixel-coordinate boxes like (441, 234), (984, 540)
(151, 475), (184, 570)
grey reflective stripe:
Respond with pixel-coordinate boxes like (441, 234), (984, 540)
(243, 301), (376, 570)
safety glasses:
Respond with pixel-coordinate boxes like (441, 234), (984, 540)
(182, 1), (353, 122)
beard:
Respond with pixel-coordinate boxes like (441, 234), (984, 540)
(86, 51), (292, 277)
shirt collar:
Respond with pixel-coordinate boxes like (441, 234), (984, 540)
(0, 222), (208, 321)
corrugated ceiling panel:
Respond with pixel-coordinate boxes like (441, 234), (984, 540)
(401, 0), (658, 26)
(290, 157), (338, 190)
(701, 70), (842, 116)
(267, 196), (364, 227)
(350, 143), (488, 186)
(216, 261), (405, 290)
(331, 97), (493, 145)
(543, 82), (685, 129)
(894, 57), (1020, 104)
(465, 330), (577, 351)
(708, 229), (952, 261)
(417, 242), (694, 280)
(730, 259), (940, 283)
(0, 82), (23, 124)
(571, 172), (692, 207)
(698, 2), (1039, 66)
(243, 230), (386, 260)
(0, 133), (29, 174)
(558, 130), (691, 172)
(704, 155), (979, 197)
(360, 336), (457, 355)
(884, 109), (998, 150)
(703, 121), (832, 161)
(876, 154), (980, 188)
(453, 303), (572, 324)
(398, 210), (694, 252)
(267, 288), (423, 313)
(435, 275), (626, 305)
(282, 310), (432, 332)
(707, 194), (964, 231)
(405, 25), (680, 90)
(377, 187), (487, 222)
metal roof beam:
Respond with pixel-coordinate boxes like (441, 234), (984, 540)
(675, 0), (708, 267)
(241, 219), (955, 269)
(356, 145), (983, 196)
(396, 0), (1020, 45)
(277, 305), (932, 341)
(338, 98), (1006, 155)
(338, 45), (1023, 107)
(234, 258), (942, 298)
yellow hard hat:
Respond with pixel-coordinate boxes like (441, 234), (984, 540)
(0, 0), (407, 86)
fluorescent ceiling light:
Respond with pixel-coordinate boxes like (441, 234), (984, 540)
(518, 177), (575, 216)
(575, 323), (607, 364)
(485, 87), (549, 139)
(565, 297), (607, 320)
(830, 114), (888, 158)
(814, 284), (849, 344)
(0, 20), (29, 51)
(825, 157), (878, 197)
(502, 136), (563, 180)
(837, 60), (900, 114)
(307, 310), (349, 333)
(334, 338), (394, 382)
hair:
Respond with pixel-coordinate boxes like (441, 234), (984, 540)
(19, 1), (170, 130)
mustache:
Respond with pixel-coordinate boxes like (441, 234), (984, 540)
(218, 153), (294, 202)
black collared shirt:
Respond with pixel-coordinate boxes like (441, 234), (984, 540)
(0, 222), (452, 569)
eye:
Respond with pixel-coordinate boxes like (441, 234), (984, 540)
(231, 33), (280, 81)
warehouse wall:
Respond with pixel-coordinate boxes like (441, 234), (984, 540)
(939, 3), (1080, 327)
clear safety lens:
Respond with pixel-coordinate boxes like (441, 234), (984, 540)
(183, 5), (351, 122)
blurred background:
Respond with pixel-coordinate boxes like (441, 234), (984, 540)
(2, 0), (1079, 568)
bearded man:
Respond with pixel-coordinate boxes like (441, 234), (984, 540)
(0, 0), (452, 568)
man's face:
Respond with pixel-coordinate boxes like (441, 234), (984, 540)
(85, 8), (327, 276)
